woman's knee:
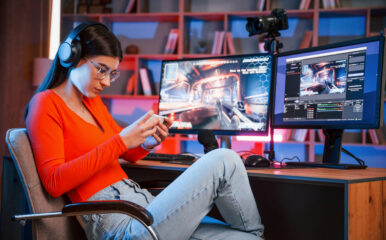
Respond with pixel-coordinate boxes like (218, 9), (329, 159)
(205, 148), (243, 168)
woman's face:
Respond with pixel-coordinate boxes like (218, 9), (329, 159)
(69, 56), (120, 98)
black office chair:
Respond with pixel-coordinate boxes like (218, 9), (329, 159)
(5, 128), (159, 240)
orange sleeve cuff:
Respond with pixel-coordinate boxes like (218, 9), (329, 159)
(116, 135), (150, 163)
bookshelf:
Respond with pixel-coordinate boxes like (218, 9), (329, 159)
(61, 0), (386, 164)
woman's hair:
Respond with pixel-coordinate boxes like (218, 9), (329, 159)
(25, 24), (123, 118)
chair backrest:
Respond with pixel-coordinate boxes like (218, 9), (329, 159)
(5, 128), (86, 240)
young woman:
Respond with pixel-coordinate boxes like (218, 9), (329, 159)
(26, 21), (264, 240)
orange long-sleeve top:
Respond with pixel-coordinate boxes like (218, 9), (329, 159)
(26, 89), (149, 203)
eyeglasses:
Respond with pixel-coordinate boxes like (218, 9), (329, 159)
(85, 57), (120, 83)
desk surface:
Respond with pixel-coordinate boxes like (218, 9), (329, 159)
(121, 160), (386, 184)
(121, 160), (386, 240)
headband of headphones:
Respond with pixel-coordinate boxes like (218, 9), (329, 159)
(58, 21), (108, 68)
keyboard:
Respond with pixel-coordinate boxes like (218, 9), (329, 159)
(285, 162), (367, 169)
(142, 153), (197, 162)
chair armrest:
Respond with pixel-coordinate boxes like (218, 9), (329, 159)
(13, 200), (159, 240)
(63, 200), (153, 226)
(13, 200), (153, 226)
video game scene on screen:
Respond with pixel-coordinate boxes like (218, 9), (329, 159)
(283, 47), (366, 122)
(158, 55), (272, 132)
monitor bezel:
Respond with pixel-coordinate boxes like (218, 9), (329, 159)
(158, 53), (274, 136)
(272, 35), (385, 130)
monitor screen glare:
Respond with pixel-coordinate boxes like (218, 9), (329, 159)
(159, 54), (273, 135)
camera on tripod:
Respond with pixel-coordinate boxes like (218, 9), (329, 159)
(245, 8), (288, 53)
(246, 8), (288, 37)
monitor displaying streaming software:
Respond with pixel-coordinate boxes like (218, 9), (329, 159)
(273, 36), (385, 129)
(158, 54), (273, 135)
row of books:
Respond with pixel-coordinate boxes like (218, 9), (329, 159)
(284, 129), (309, 142)
(300, 0), (341, 9)
(73, 0), (362, 14)
(258, 0), (339, 10)
(165, 30), (233, 55)
(126, 0), (266, 13)
(125, 27), (313, 57)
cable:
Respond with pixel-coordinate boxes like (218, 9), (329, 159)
(341, 147), (366, 166)
(279, 156), (301, 165)
(236, 150), (259, 155)
(236, 150), (266, 160)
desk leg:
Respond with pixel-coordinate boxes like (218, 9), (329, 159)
(348, 180), (384, 240)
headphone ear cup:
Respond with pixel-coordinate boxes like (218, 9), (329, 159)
(70, 40), (82, 67)
(58, 39), (82, 68)
(58, 42), (72, 67)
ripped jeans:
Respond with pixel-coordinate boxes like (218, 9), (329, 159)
(80, 148), (264, 240)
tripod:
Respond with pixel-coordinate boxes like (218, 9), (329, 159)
(262, 31), (283, 161)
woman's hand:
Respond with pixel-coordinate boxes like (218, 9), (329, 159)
(119, 110), (161, 149)
(143, 116), (173, 149)
(142, 116), (173, 149)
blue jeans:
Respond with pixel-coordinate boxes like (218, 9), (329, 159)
(80, 148), (264, 239)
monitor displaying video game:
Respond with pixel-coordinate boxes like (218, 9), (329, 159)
(158, 54), (273, 135)
(273, 35), (385, 163)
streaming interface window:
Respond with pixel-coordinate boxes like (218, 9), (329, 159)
(159, 54), (272, 134)
(283, 47), (367, 122)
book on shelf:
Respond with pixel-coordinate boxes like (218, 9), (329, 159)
(299, 0), (312, 10)
(73, 0), (79, 14)
(368, 129), (385, 145)
(139, 68), (153, 96)
(317, 129), (325, 142)
(125, 74), (135, 95)
(211, 31), (225, 55)
(124, 0), (136, 13)
(283, 129), (293, 141)
(300, 31), (313, 49)
(164, 29), (179, 54)
(368, 129), (379, 145)
(257, 0), (265, 11)
(226, 32), (236, 54)
(294, 129), (308, 142)
(335, 0), (341, 8)
(322, 0), (339, 9)
(289, 129), (296, 141)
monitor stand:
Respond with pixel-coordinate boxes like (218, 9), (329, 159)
(286, 129), (367, 169)
(322, 129), (344, 164)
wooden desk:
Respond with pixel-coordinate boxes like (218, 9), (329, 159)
(121, 160), (386, 240)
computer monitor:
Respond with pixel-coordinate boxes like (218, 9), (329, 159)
(158, 53), (273, 136)
(273, 35), (385, 164)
